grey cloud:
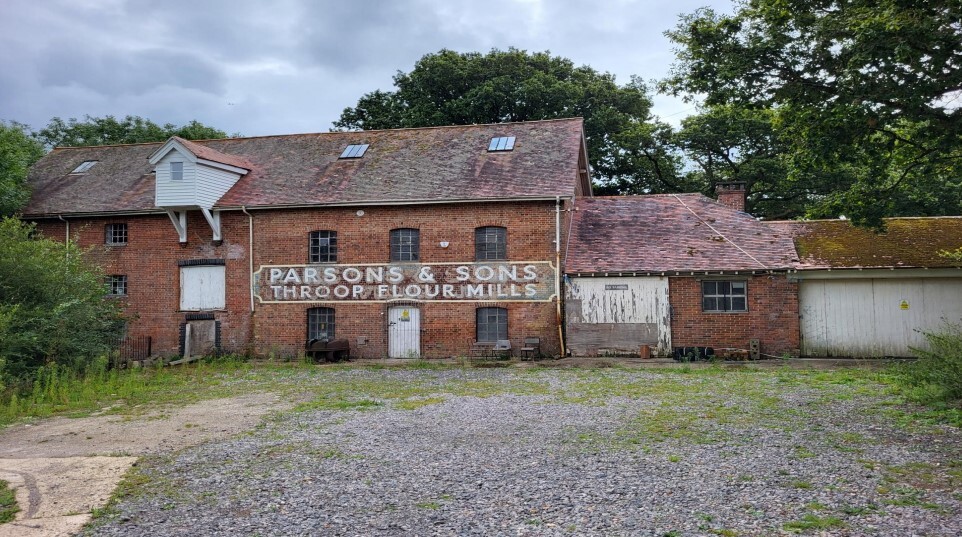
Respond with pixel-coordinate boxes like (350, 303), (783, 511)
(37, 44), (227, 97)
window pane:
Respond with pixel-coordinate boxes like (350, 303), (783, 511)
(702, 281), (715, 295)
(309, 231), (337, 263)
(476, 307), (507, 342)
(730, 297), (747, 311)
(475, 226), (506, 260)
(730, 281), (746, 295)
(171, 162), (183, 181)
(703, 297), (717, 311)
(105, 223), (128, 245)
(390, 229), (419, 261)
(308, 307), (335, 341)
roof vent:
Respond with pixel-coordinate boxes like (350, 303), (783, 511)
(70, 160), (98, 174)
(488, 136), (515, 151)
(339, 144), (369, 159)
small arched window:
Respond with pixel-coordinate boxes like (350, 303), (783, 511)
(390, 228), (420, 261)
(475, 226), (507, 260)
(476, 307), (508, 342)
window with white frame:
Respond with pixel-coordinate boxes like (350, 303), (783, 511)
(702, 280), (747, 312)
(170, 161), (184, 181)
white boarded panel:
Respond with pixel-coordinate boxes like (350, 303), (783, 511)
(566, 276), (671, 353)
(801, 278), (962, 357)
(180, 265), (226, 311)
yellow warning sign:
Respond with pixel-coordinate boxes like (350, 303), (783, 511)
(400, 309), (410, 322)
(899, 300), (910, 310)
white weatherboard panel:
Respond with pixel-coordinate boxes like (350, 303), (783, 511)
(180, 266), (226, 311)
(155, 151), (197, 207)
(800, 278), (962, 357)
(388, 306), (420, 358)
(195, 165), (243, 208)
(566, 276), (671, 354)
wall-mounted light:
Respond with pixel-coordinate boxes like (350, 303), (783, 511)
(439, 241), (449, 248)
(356, 210), (365, 217)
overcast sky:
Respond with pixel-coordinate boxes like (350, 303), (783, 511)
(0, 0), (734, 138)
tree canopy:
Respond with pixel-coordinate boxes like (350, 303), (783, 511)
(34, 115), (232, 149)
(662, 0), (962, 224)
(0, 122), (45, 217)
(335, 48), (681, 194)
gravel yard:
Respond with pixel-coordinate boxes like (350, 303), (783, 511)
(86, 366), (962, 536)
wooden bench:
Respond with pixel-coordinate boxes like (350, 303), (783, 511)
(470, 341), (496, 358)
(306, 338), (351, 362)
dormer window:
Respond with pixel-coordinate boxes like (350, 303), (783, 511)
(71, 161), (98, 174)
(170, 162), (184, 181)
(339, 144), (369, 159)
(488, 137), (515, 151)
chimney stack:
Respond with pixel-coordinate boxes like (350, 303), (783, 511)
(715, 182), (747, 212)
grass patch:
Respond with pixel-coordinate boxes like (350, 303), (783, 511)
(394, 396), (445, 410)
(783, 514), (845, 532)
(0, 479), (19, 523)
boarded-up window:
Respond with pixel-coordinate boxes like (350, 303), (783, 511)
(390, 228), (419, 261)
(309, 230), (337, 263)
(180, 264), (226, 311)
(476, 307), (508, 342)
(475, 226), (507, 260)
(307, 307), (335, 341)
(702, 280), (747, 312)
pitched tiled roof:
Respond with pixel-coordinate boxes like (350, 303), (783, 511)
(24, 119), (585, 216)
(169, 136), (253, 170)
(565, 195), (798, 273)
(766, 218), (962, 269)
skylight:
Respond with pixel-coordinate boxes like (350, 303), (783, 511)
(71, 160), (98, 174)
(488, 136), (515, 151)
(340, 144), (369, 159)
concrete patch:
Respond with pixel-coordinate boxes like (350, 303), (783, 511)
(0, 457), (136, 537)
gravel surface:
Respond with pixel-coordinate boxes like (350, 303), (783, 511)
(86, 368), (962, 536)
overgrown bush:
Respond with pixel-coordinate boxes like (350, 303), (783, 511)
(0, 218), (124, 386)
(898, 323), (962, 405)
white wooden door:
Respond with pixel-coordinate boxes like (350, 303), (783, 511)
(180, 265), (226, 311)
(565, 276), (671, 355)
(800, 278), (962, 357)
(388, 306), (420, 358)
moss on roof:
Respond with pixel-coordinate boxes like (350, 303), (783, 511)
(772, 218), (962, 269)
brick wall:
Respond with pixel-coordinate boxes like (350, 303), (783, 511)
(669, 275), (800, 357)
(33, 199), (565, 359)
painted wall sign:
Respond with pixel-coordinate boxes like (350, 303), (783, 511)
(253, 262), (556, 303)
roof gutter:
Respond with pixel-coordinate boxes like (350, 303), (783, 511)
(24, 196), (576, 220)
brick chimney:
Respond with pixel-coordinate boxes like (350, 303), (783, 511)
(715, 182), (747, 212)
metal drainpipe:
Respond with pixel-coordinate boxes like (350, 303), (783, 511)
(57, 215), (69, 257)
(241, 206), (254, 312)
(555, 196), (566, 357)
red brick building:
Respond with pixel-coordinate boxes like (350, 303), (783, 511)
(24, 119), (591, 359)
(564, 188), (801, 359)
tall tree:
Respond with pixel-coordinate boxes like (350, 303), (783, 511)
(662, 0), (962, 224)
(0, 122), (44, 217)
(336, 48), (683, 194)
(34, 115), (231, 148)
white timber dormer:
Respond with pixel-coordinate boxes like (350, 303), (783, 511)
(149, 137), (250, 243)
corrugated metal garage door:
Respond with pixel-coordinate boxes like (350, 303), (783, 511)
(800, 278), (962, 357)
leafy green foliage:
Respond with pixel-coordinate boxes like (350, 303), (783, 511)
(663, 1), (962, 224)
(0, 218), (124, 383)
(0, 479), (18, 523)
(0, 122), (45, 217)
(897, 323), (962, 404)
(335, 48), (682, 194)
(33, 115), (231, 148)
